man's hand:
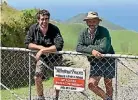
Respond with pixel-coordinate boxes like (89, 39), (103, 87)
(92, 49), (102, 57)
(35, 49), (43, 61)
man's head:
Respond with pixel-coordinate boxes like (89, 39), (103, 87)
(84, 12), (102, 30)
(36, 9), (50, 28)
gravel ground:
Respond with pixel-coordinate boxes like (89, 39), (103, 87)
(40, 55), (138, 100)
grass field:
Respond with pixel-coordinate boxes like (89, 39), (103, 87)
(1, 78), (53, 100)
(110, 30), (138, 54)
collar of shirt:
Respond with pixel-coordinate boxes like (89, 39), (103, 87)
(88, 28), (98, 39)
(36, 23), (48, 36)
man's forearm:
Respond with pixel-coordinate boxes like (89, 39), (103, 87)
(41, 45), (57, 53)
(28, 43), (46, 50)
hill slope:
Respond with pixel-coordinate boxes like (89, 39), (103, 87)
(110, 30), (138, 54)
(1, 3), (138, 54)
(0, 2), (21, 23)
(57, 22), (138, 54)
(65, 13), (126, 30)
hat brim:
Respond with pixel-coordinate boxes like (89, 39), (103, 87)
(83, 17), (102, 21)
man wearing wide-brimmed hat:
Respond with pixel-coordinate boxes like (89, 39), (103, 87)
(76, 11), (115, 100)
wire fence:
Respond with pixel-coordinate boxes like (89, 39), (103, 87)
(1, 47), (138, 100)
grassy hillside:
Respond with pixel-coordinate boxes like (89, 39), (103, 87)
(56, 23), (138, 54)
(55, 23), (86, 50)
(1, 3), (138, 54)
(0, 2), (22, 23)
(110, 30), (138, 54)
(65, 13), (126, 30)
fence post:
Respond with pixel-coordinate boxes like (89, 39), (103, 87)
(29, 52), (31, 100)
(115, 58), (118, 100)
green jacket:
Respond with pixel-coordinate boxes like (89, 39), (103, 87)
(76, 26), (115, 54)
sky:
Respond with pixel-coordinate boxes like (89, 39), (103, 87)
(6, 0), (138, 31)
(7, 0), (138, 6)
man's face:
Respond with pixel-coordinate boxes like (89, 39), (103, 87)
(86, 18), (100, 30)
(38, 14), (49, 28)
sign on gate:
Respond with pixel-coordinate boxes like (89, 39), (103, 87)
(54, 66), (86, 92)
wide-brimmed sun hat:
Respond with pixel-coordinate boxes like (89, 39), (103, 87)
(83, 11), (102, 21)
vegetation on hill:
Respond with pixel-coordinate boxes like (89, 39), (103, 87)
(1, 2), (138, 54)
(1, 1), (21, 23)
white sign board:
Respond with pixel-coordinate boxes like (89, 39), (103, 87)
(54, 66), (86, 92)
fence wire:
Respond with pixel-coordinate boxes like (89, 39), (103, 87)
(1, 47), (138, 100)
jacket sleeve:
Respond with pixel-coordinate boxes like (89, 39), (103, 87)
(76, 28), (111, 54)
(24, 26), (34, 48)
(54, 28), (64, 51)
